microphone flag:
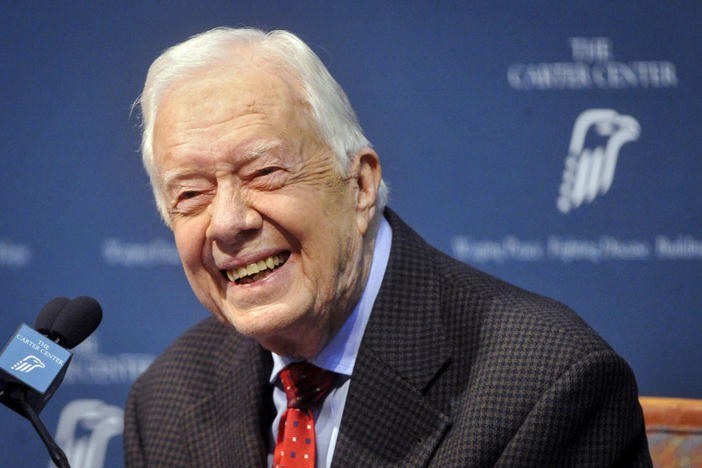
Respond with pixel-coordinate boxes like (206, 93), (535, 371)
(0, 324), (73, 414)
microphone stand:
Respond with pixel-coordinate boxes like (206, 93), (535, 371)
(10, 386), (71, 468)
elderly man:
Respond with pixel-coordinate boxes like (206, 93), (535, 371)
(124, 27), (651, 467)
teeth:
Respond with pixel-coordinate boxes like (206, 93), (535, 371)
(226, 254), (286, 282)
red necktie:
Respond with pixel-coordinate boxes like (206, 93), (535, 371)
(274, 361), (338, 468)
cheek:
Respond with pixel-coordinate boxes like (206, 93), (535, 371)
(314, 216), (359, 278)
(173, 222), (207, 271)
(173, 223), (221, 312)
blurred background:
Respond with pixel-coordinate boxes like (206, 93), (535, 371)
(1, 2), (700, 466)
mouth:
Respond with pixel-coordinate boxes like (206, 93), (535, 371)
(223, 251), (291, 285)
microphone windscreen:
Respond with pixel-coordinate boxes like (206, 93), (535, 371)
(51, 296), (103, 349)
(34, 297), (71, 335)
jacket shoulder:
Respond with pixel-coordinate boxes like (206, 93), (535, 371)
(382, 213), (647, 465)
(386, 208), (607, 356)
(123, 317), (255, 466)
(133, 317), (250, 399)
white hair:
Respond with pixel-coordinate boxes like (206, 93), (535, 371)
(138, 27), (389, 223)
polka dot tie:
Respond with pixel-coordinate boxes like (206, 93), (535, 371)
(274, 361), (338, 468)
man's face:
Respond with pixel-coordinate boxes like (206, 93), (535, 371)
(152, 65), (374, 356)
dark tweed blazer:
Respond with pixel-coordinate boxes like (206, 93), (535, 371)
(124, 209), (651, 467)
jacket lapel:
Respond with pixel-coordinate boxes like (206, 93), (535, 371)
(181, 337), (273, 467)
(332, 349), (451, 467)
(332, 210), (452, 467)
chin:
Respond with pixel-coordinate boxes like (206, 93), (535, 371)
(220, 303), (305, 338)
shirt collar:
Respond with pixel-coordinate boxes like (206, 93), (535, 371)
(269, 216), (392, 382)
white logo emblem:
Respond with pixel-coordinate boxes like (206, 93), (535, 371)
(11, 355), (46, 373)
(52, 399), (124, 468)
(557, 109), (640, 213)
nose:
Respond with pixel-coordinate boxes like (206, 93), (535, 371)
(206, 183), (263, 246)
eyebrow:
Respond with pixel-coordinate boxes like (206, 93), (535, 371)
(161, 139), (283, 192)
(244, 139), (281, 158)
(162, 167), (201, 194)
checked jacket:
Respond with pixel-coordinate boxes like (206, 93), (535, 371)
(124, 209), (651, 467)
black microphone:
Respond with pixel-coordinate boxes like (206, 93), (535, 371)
(0, 296), (102, 414)
(0, 296), (102, 468)
(36, 296), (103, 349)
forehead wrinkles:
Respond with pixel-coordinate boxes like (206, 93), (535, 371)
(161, 75), (292, 131)
(152, 63), (337, 207)
(155, 65), (316, 153)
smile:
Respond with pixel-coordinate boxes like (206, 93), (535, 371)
(225, 252), (290, 284)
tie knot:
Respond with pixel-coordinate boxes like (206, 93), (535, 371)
(279, 361), (338, 410)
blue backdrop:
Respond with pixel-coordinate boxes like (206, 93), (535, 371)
(1, 2), (700, 466)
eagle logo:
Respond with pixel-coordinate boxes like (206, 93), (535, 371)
(10, 355), (46, 373)
(557, 109), (640, 214)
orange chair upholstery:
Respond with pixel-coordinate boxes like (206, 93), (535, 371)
(640, 397), (702, 467)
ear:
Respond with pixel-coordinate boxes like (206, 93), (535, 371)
(350, 148), (382, 236)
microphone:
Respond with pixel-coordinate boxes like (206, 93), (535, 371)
(0, 296), (102, 468)
(0, 296), (102, 414)
(36, 296), (103, 349)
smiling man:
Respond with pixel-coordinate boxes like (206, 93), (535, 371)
(124, 28), (651, 467)
(153, 64), (378, 359)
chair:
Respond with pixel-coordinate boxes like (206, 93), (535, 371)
(640, 396), (702, 467)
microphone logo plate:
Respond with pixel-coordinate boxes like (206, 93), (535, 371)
(0, 324), (72, 393)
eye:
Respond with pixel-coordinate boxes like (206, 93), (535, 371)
(172, 190), (207, 214)
(246, 166), (287, 191)
(180, 190), (200, 200)
(254, 166), (279, 177)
